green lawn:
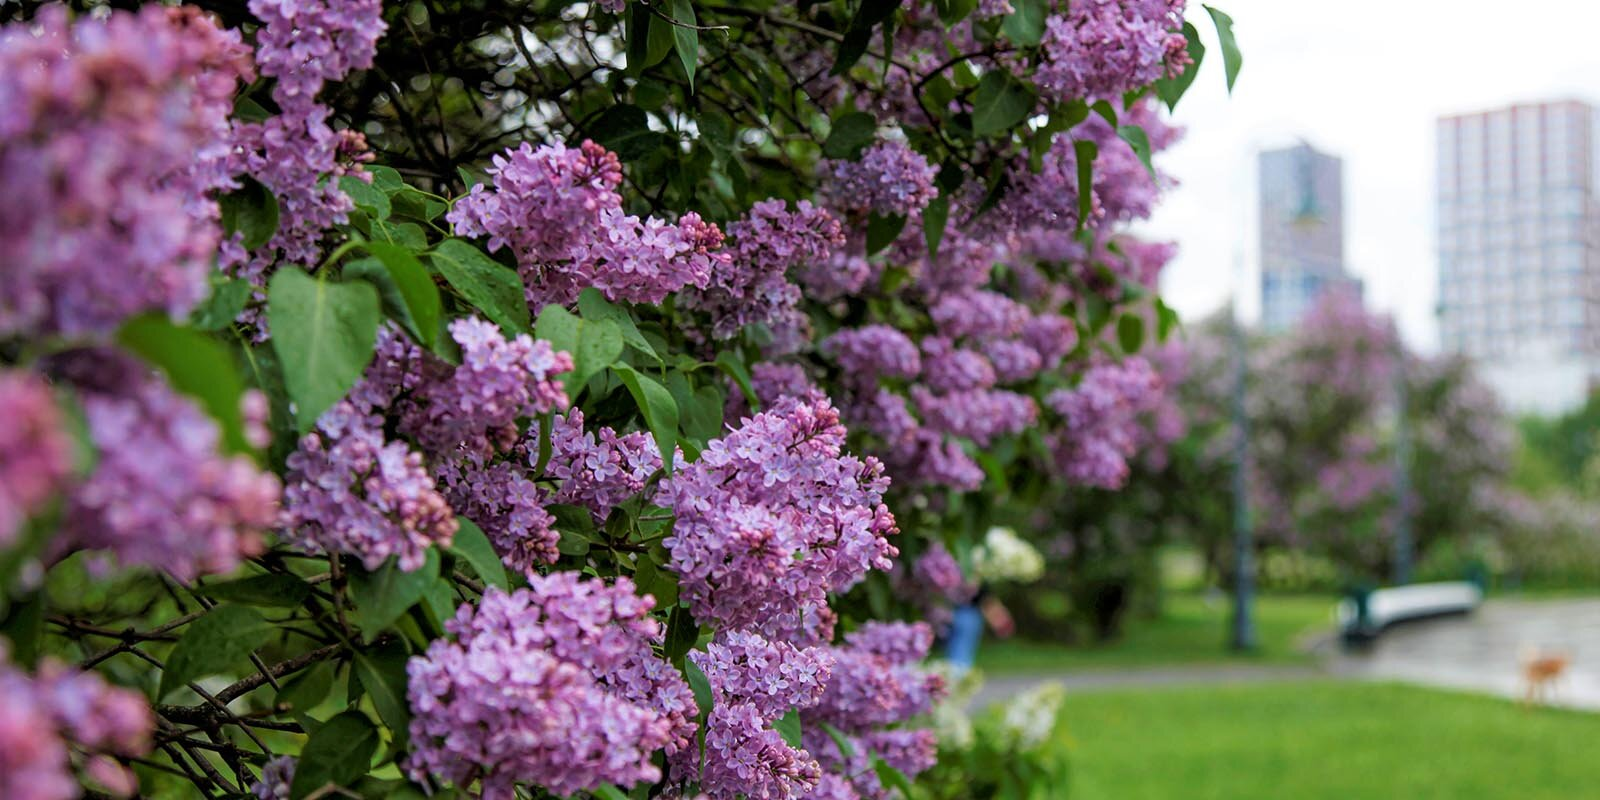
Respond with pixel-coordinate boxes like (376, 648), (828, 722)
(977, 593), (1336, 673)
(1060, 681), (1600, 800)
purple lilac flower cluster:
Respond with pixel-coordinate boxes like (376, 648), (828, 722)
(0, 6), (251, 338)
(406, 576), (695, 797)
(823, 326), (923, 385)
(433, 453), (558, 575)
(683, 629), (835, 798)
(662, 397), (898, 638)
(820, 139), (940, 218)
(250, 756), (295, 799)
(449, 140), (730, 309)
(544, 409), (664, 521)
(45, 350), (279, 581)
(282, 399), (458, 572)
(1045, 357), (1164, 489)
(801, 622), (945, 798)
(228, 0), (385, 300)
(0, 647), (152, 800)
(1034, 0), (1190, 103)
(684, 199), (845, 339)
(403, 317), (572, 455)
(728, 362), (824, 419)
(0, 371), (72, 547)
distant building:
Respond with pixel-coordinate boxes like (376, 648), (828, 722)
(1436, 100), (1600, 415)
(1259, 142), (1362, 332)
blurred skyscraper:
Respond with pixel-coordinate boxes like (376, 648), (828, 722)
(1259, 142), (1362, 331)
(1436, 100), (1599, 415)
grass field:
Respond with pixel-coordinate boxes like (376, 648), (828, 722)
(1061, 681), (1600, 800)
(977, 593), (1336, 673)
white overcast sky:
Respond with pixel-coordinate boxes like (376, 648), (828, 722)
(1145, 0), (1600, 350)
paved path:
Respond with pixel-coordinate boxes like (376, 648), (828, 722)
(972, 598), (1600, 711)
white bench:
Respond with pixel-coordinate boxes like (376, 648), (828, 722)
(1338, 581), (1483, 643)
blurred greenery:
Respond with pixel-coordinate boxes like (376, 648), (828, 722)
(976, 592), (1334, 673)
(1059, 681), (1600, 800)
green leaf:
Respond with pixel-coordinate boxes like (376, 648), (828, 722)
(774, 709), (803, 749)
(823, 112), (879, 160)
(1155, 21), (1205, 111)
(833, 0), (902, 75)
(872, 755), (916, 799)
(1091, 100), (1118, 127)
(971, 71), (1036, 138)
(364, 241), (442, 349)
(578, 289), (658, 363)
(350, 549), (440, 636)
(821, 722), (857, 759)
(1000, 0), (1046, 46)
(632, 551), (679, 608)
(429, 239), (531, 335)
(219, 176), (281, 251)
(683, 385), (724, 443)
(353, 640), (412, 750)
(448, 518), (508, 591)
(1204, 5), (1242, 92)
(671, 0), (699, 90)
(535, 305), (621, 394)
(344, 256), (423, 344)
(935, 0), (978, 25)
(1116, 125), (1157, 178)
(664, 604), (698, 664)
(922, 195), (949, 258)
(1073, 139), (1098, 230)
(866, 213), (908, 256)
(366, 165), (406, 193)
(595, 785), (630, 800)
(196, 574), (310, 608)
(1156, 297), (1182, 341)
(713, 354), (757, 416)
(289, 710), (379, 800)
(189, 276), (253, 332)
(341, 176), (391, 221)
(157, 605), (274, 700)
(1117, 313), (1145, 354)
(615, 365), (680, 472)
(274, 659), (335, 713)
(117, 315), (253, 455)
(267, 269), (382, 434)
(682, 655), (714, 718)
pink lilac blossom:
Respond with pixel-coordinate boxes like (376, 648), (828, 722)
(680, 629), (834, 798)
(0, 648), (152, 800)
(982, 338), (1045, 383)
(0, 6), (251, 337)
(803, 623), (945, 794)
(0, 371), (72, 547)
(448, 140), (727, 309)
(48, 350), (278, 581)
(823, 326), (923, 384)
(434, 452), (558, 575)
(404, 317), (571, 455)
(544, 409), (664, 522)
(406, 577), (694, 797)
(912, 387), (1037, 447)
(929, 291), (1031, 341)
(820, 140), (939, 218)
(226, 0), (384, 314)
(1046, 357), (1163, 489)
(662, 397), (898, 637)
(919, 338), (997, 393)
(251, 757), (295, 799)
(910, 542), (975, 605)
(794, 231), (878, 302)
(1033, 0), (1190, 103)
(685, 199), (844, 338)
(281, 399), (457, 572)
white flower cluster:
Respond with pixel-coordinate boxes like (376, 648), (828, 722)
(970, 526), (1045, 584)
(998, 682), (1066, 751)
(925, 661), (983, 750)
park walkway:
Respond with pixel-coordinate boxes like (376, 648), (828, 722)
(973, 598), (1600, 711)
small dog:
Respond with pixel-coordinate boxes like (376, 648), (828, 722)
(1520, 647), (1571, 707)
